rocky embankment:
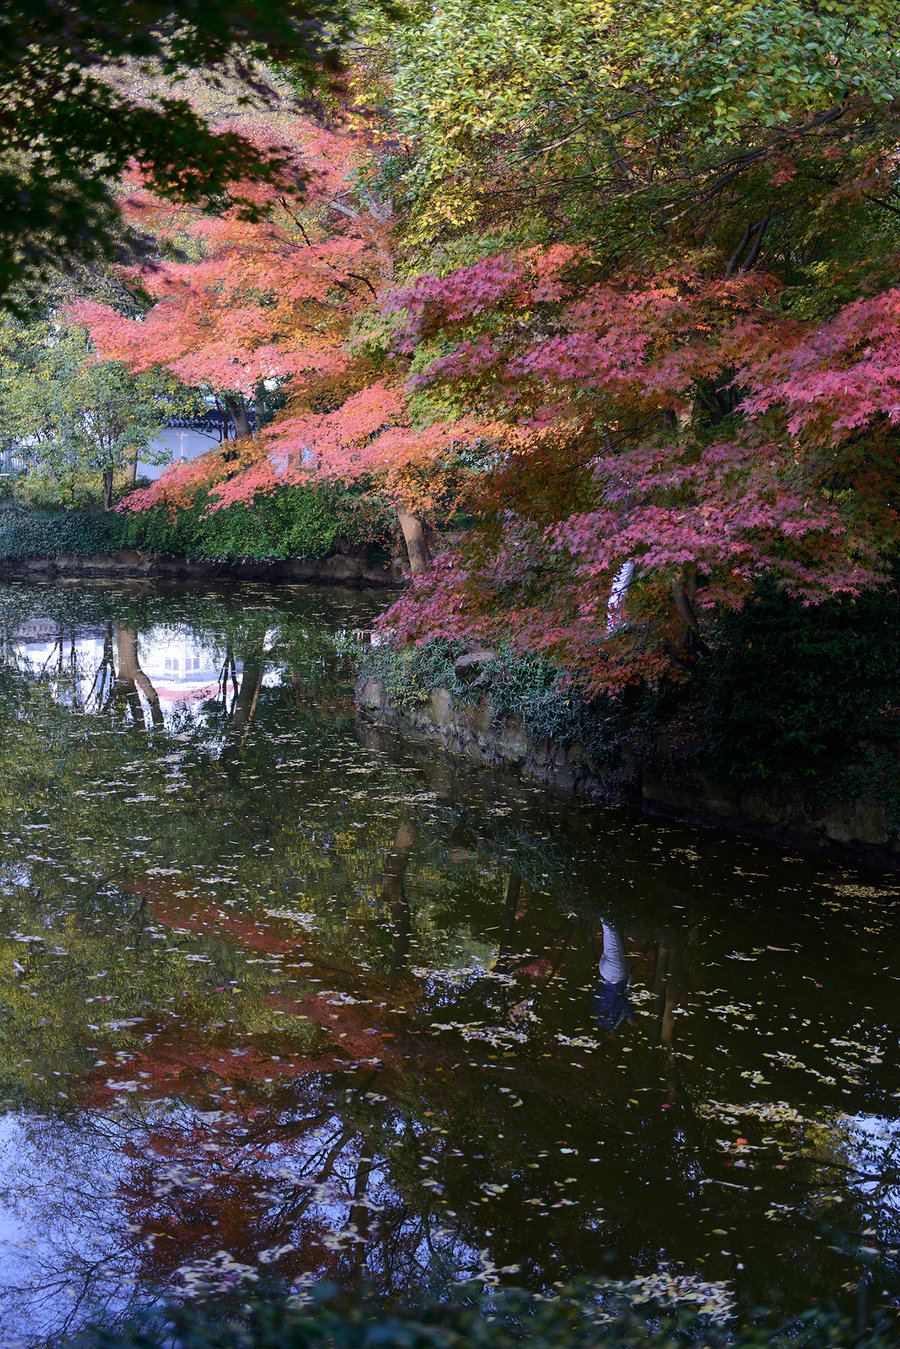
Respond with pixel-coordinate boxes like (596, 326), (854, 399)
(357, 650), (898, 865)
(0, 548), (406, 587)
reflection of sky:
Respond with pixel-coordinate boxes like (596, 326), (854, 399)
(0, 1100), (482, 1346)
(838, 1113), (900, 1216)
(0, 1110), (139, 1347)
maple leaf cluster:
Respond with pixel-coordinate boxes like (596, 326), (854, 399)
(371, 244), (900, 690)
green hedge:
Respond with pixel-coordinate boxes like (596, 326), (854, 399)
(0, 484), (400, 564)
(119, 484), (397, 562)
(0, 505), (127, 557)
(63, 1283), (899, 1349)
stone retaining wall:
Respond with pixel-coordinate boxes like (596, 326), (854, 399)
(0, 549), (406, 587)
(356, 675), (899, 865)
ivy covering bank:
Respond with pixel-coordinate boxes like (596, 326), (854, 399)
(0, 484), (399, 565)
(360, 584), (900, 799)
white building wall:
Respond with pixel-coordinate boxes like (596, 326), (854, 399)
(137, 428), (222, 481)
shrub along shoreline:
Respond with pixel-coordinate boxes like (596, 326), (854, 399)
(0, 481), (401, 568)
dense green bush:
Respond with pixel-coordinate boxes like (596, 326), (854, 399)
(13, 466), (110, 510)
(119, 485), (336, 560)
(0, 483), (401, 564)
(63, 1283), (899, 1349)
(0, 504), (127, 557)
(696, 582), (900, 785)
(120, 484), (399, 562)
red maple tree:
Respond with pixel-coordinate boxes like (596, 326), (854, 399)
(374, 243), (900, 688)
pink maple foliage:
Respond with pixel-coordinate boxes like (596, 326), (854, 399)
(371, 244), (900, 688)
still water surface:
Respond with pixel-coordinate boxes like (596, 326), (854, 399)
(0, 580), (897, 1344)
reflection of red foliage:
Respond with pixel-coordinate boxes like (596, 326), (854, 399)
(118, 1082), (369, 1292)
(79, 1017), (326, 1107)
(69, 868), (666, 1300)
(76, 871), (430, 1109)
(128, 874), (299, 953)
(511, 957), (551, 979)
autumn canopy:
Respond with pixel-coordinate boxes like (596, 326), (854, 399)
(70, 0), (900, 690)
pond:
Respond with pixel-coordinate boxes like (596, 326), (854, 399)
(0, 579), (897, 1345)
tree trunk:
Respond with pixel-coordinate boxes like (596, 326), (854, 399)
(671, 563), (708, 656)
(396, 506), (432, 576)
(224, 395), (252, 440)
(102, 464), (114, 511)
(126, 446), (138, 485)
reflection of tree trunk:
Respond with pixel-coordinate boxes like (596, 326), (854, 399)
(230, 654), (264, 735)
(497, 869), (522, 963)
(652, 926), (687, 1103)
(220, 636), (267, 762)
(652, 929), (684, 1047)
(127, 894), (148, 959)
(396, 506), (431, 576)
(382, 820), (418, 976)
(91, 621), (117, 711)
(347, 1148), (374, 1281)
(217, 643), (239, 717)
(113, 626), (163, 729)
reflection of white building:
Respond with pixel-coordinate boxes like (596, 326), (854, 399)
(139, 626), (231, 702)
(11, 623), (243, 722)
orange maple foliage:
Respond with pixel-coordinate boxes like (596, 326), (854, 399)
(73, 113), (502, 567)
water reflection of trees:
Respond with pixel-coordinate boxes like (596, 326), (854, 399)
(0, 582), (898, 1340)
(0, 583), (369, 750)
(0, 827), (896, 1340)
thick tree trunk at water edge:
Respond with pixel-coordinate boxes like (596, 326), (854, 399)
(396, 507), (432, 576)
(102, 465), (114, 511)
